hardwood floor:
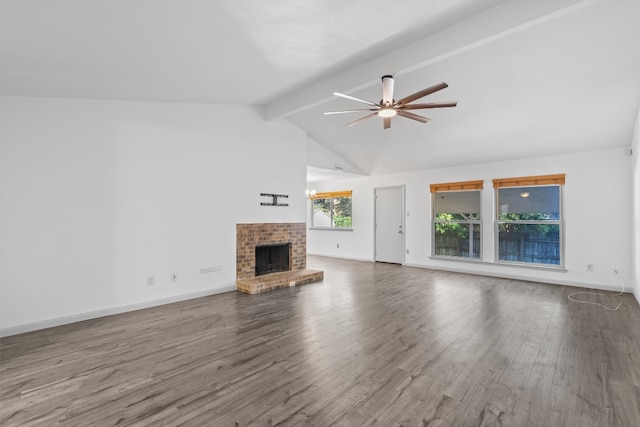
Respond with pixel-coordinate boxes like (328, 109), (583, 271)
(1, 256), (639, 426)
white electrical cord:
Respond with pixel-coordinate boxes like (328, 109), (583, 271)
(568, 269), (625, 311)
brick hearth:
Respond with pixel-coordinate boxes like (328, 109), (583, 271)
(236, 222), (323, 294)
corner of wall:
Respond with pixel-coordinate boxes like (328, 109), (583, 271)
(306, 137), (367, 176)
(632, 105), (640, 305)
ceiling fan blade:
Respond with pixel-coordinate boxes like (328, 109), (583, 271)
(397, 110), (430, 123)
(346, 112), (378, 127)
(324, 109), (379, 115)
(396, 82), (448, 106)
(401, 101), (457, 110)
(333, 92), (379, 107)
(382, 75), (394, 106)
(383, 117), (391, 129)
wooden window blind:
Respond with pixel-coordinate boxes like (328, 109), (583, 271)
(492, 174), (565, 189)
(430, 180), (483, 193)
(309, 190), (352, 200)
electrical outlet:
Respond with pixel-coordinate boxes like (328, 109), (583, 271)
(147, 276), (155, 286)
(171, 273), (178, 282)
(337, 243), (340, 248)
(587, 264), (593, 272)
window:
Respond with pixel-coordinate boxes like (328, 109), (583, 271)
(494, 174), (564, 266)
(431, 180), (483, 259)
(310, 190), (352, 229)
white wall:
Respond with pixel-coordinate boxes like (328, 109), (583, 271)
(0, 96), (307, 335)
(306, 137), (365, 175)
(632, 107), (640, 304)
(309, 147), (632, 292)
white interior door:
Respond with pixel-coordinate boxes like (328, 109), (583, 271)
(375, 187), (404, 264)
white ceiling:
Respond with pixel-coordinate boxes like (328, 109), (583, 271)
(2, 0), (638, 178)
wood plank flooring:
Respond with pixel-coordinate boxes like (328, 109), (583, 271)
(1, 256), (639, 426)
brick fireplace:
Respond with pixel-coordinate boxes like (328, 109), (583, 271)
(236, 222), (323, 294)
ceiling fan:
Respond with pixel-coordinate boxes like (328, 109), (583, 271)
(324, 75), (457, 129)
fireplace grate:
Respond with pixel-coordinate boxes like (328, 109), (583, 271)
(255, 243), (290, 276)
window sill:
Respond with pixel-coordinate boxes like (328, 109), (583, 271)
(429, 256), (567, 272)
(309, 227), (353, 232)
(493, 260), (567, 272)
(429, 255), (483, 264)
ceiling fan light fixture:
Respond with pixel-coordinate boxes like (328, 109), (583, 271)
(378, 108), (397, 118)
(326, 76), (456, 129)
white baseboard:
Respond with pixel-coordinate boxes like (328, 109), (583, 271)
(4, 267), (636, 338)
(307, 253), (374, 262)
(310, 255), (623, 291)
(0, 285), (237, 338)
(403, 262), (629, 293)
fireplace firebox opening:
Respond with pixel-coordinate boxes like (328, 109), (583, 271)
(255, 243), (291, 276)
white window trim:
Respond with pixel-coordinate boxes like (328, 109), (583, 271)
(310, 193), (353, 230)
(494, 184), (565, 268)
(431, 190), (483, 260)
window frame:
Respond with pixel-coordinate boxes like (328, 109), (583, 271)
(430, 180), (483, 260)
(493, 175), (565, 268)
(309, 190), (353, 230)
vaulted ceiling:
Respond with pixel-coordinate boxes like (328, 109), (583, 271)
(2, 0), (638, 178)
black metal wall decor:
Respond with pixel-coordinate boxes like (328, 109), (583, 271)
(260, 193), (289, 207)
